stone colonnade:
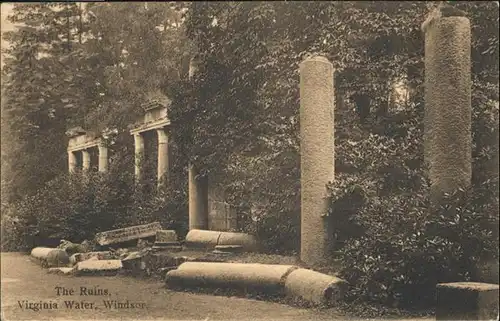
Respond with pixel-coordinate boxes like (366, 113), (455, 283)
(67, 129), (108, 173)
(129, 104), (170, 188)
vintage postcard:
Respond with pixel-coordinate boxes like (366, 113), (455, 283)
(1, 2), (498, 320)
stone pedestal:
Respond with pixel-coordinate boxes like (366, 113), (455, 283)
(98, 145), (108, 173)
(157, 128), (169, 188)
(423, 15), (472, 198)
(188, 165), (209, 230)
(68, 151), (77, 173)
(82, 150), (91, 172)
(134, 134), (145, 182)
(299, 56), (335, 266)
(436, 282), (499, 320)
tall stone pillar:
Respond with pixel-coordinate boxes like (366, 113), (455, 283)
(299, 56), (335, 266)
(98, 144), (108, 173)
(134, 133), (145, 182)
(422, 12), (471, 198)
(157, 128), (169, 188)
(188, 164), (209, 230)
(68, 151), (77, 173)
(81, 150), (91, 172)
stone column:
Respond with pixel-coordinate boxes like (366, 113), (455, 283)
(188, 164), (209, 230)
(422, 13), (471, 198)
(98, 144), (108, 173)
(299, 56), (335, 266)
(68, 151), (77, 173)
(81, 149), (91, 172)
(157, 128), (169, 188)
(134, 133), (145, 182)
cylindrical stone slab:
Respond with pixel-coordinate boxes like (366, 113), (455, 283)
(81, 149), (91, 172)
(98, 144), (108, 173)
(217, 232), (258, 252)
(157, 128), (169, 188)
(166, 262), (298, 292)
(134, 133), (145, 182)
(299, 56), (335, 266)
(31, 247), (70, 267)
(284, 268), (347, 306)
(423, 16), (472, 197)
(184, 229), (221, 249)
(68, 151), (77, 173)
(188, 164), (209, 230)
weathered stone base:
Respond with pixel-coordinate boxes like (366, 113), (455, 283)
(284, 268), (347, 307)
(436, 282), (499, 320)
(95, 222), (162, 246)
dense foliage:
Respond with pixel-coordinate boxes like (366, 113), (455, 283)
(1, 1), (498, 307)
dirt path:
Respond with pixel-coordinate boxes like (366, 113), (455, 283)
(1, 252), (347, 321)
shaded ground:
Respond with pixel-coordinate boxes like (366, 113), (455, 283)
(1, 252), (434, 320)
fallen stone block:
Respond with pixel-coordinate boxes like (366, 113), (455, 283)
(166, 262), (298, 293)
(184, 229), (221, 249)
(69, 251), (113, 266)
(31, 247), (70, 268)
(436, 282), (499, 320)
(185, 229), (258, 251)
(217, 232), (258, 251)
(75, 260), (122, 276)
(95, 222), (162, 246)
(48, 267), (76, 275)
(284, 268), (347, 306)
(156, 230), (178, 242)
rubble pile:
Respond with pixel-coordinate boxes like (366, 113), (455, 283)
(30, 223), (187, 277)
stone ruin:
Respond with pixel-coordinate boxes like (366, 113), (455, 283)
(50, 10), (498, 317)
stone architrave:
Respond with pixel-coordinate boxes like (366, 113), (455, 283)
(82, 150), (91, 172)
(134, 134), (145, 182)
(422, 12), (472, 198)
(188, 164), (209, 230)
(98, 144), (108, 173)
(68, 151), (77, 173)
(299, 56), (335, 267)
(157, 128), (169, 188)
(94, 222), (162, 246)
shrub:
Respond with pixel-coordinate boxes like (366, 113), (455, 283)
(333, 177), (499, 307)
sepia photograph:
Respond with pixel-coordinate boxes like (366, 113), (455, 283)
(1, 1), (498, 320)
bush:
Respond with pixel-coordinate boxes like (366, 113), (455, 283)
(333, 177), (499, 307)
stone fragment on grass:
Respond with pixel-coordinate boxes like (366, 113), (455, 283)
(69, 251), (113, 266)
(75, 259), (122, 276)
